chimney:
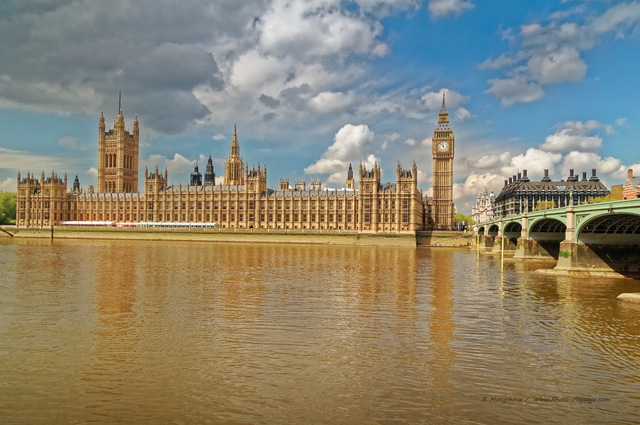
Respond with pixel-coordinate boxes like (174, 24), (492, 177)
(504, 179), (508, 186)
(628, 169), (634, 180)
(509, 177), (513, 184)
(522, 169), (530, 182)
(582, 172), (587, 181)
(542, 169), (551, 182)
(517, 172), (522, 181)
(590, 168), (599, 182)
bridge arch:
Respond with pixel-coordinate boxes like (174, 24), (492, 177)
(488, 224), (499, 237)
(477, 226), (485, 236)
(528, 217), (567, 240)
(523, 217), (567, 260)
(503, 221), (521, 238)
(577, 212), (640, 244)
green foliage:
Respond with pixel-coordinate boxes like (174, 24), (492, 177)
(534, 200), (556, 211)
(0, 192), (17, 225)
(586, 194), (615, 204)
(454, 213), (475, 226)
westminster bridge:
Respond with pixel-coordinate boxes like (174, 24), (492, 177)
(474, 198), (640, 278)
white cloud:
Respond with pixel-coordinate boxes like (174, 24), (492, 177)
(308, 91), (357, 115)
(454, 107), (473, 121)
(421, 136), (433, 147)
(143, 153), (195, 176)
(0, 147), (73, 172)
(258, 0), (388, 58)
(614, 163), (640, 179)
(527, 47), (587, 84)
(506, 148), (563, 177)
(230, 50), (291, 95)
(483, 3), (640, 105)
(478, 54), (517, 70)
(428, 0), (474, 18)
(589, 2), (640, 35)
(305, 124), (379, 183)
(452, 172), (504, 213)
(461, 148), (563, 181)
(421, 88), (468, 110)
(560, 151), (624, 177)
(454, 172), (503, 201)
(469, 152), (513, 170)
(380, 132), (401, 150)
(0, 178), (15, 192)
(59, 136), (77, 149)
(486, 76), (544, 106)
(539, 120), (607, 153)
(59, 136), (91, 151)
(416, 169), (430, 185)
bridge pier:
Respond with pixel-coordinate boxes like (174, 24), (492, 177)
(514, 237), (559, 260)
(494, 235), (517, 252)
(555, 240), (640, 278)
(476, 235), (495, 250)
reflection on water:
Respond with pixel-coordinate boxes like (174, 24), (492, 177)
(1, 238), (639, 424)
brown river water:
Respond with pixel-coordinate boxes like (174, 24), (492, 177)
(1, 238), (639, 424)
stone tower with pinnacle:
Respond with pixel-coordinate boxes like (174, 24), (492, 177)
(431, 93), (455, 230)
(97, 95), (139, 193)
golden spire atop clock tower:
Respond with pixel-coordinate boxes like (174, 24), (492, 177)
(431, 93), (455, 230)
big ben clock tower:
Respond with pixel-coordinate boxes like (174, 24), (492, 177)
(432, 94), (455, 230)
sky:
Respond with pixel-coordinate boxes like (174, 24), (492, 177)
(0, 0), (639, 214)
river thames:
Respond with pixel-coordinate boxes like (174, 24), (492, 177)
(1, 238), (639, 424)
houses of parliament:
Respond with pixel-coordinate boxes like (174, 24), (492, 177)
(16, 97), (456, 232)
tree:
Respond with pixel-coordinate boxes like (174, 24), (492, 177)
(455, 213), (475, 227)
(586, 194), (615, 204)
(0, 192), (17, 225)
(534, 200), (556, 211)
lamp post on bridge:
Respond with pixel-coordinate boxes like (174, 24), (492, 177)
(565, 189), (576, 243)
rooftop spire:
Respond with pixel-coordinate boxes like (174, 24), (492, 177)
(439, 92), (447, 114)
(118, 90), (122, 115)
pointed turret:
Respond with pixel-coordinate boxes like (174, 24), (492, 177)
(204, 155), (216, 185)
(190, 163), (202, 187)
(346, 163), (355, 189)
(439, 92), (447, 114)
(224, 125), (244, 185)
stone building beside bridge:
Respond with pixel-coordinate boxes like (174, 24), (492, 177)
(493, 168), (610, 217)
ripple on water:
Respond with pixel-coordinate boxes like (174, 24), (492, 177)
(0, 240), (639, 424)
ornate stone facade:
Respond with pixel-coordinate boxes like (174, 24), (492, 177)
(471, 189), (495, 224)
(493, 169), (610, 217)
(17, 107), (454, 232)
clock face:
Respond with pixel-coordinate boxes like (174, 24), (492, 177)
(437, 141), (449, 152)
